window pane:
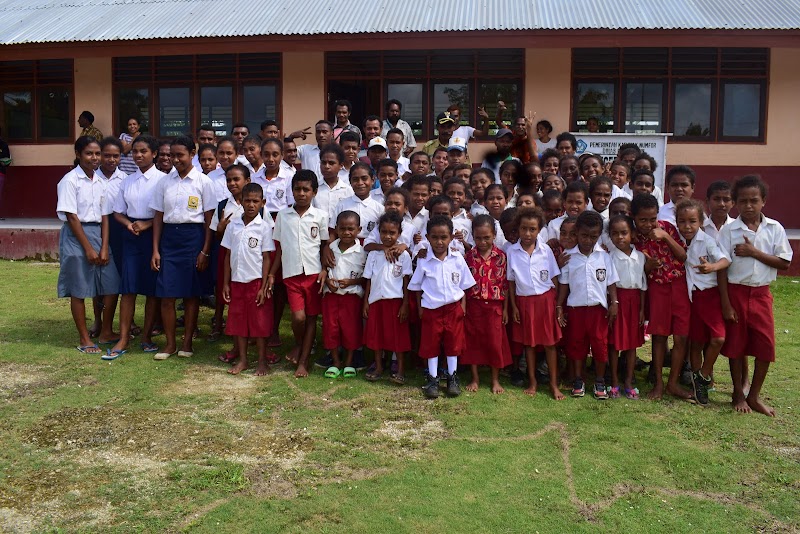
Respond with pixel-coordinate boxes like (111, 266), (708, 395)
(117, 88), (150, 133)
(625, 83), (662, 133)
(723, 83), (760, 137)
(38, 87), (70, 139)
(242, 85), (276, 135)
(479, 83), (519, 136)
(674, 83), (712, 137)
(433, 83), (470, 137)
(575, 83), (614, 131)
(159, 87), (191, 138)
(3, 91), (32, 139)
(387, 83), (423, 138)
(200, 86), (232, 137)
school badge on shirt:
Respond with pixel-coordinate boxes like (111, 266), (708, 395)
(596, 269), (606, 282)
(248, 237), (259, 248)
(187, 196), (199, 210)
(392, 264), (402, 277)
(367, 221), (376, 232)
(539, 269), (549, 281)
(310, 225), (318, 238)
(276, 189), (285, 199)
(451, 272), (461, 284)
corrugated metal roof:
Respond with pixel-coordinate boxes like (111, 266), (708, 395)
(2, 0), (799, 45)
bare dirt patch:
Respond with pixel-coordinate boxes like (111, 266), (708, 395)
(0, 363), (57, 400)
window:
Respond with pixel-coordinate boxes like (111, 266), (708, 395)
(112, 54), (280, 138)
(0, 60), (73, 142)
(327, 50), (523, 141)
(572, 48), (768, 142)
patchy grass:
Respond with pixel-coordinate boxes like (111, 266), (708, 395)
(0, 260), (798, 532)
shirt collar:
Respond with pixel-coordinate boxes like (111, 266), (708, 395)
(74, 165), (94, 182)
(332, 238), (363, 254)
(322, 178), (347, 190)
(566, 243), (604, 256)
(732, 213), (776, 230)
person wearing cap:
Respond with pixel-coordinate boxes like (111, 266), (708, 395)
(481, 129), (519, 183)
(423, 112), (471, 166)
(361, 136), (389, 171)
(446, 137), (469, 167)
(381, 100), (417, 157)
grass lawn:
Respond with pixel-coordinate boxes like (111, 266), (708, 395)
(0, 260), (798, 533)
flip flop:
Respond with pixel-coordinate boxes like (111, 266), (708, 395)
(324, 366), (341, 379)
(76, 344), (101, 354)
(153, 351), (176, 361)
(365, 370), (383, 382)
(218, 350), (238, 363)
(342, 367), (357, 378)
(389, 373), (406, 385)
(177, 351), (194, 358)
(98, 339), (121, 345)
(140, 342), (159, 353)
(102, 348), (126, 361)
(265, 352), (280, 365)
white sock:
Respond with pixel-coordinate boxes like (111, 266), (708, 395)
(427, 357), (439, 378)
(447, 356), (458, 375)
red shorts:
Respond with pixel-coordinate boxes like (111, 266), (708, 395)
(512, 290), (561, 348)
(225, 279), (273, 338)
(462, 300), (511, 368)
(610, 287), (644, 351)
(564, 305), (609, 362)
(647, 277), (690, 337)
(407, 293), (420, 325)
(721, 284), (775, 362)
(364, 298), (411, 352)
(688, 286), (726, 343)
(322, 293), (363, 351)
(418, 301), (465, 358)
(284, 273), (322, 315)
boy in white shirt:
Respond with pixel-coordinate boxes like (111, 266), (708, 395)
(371, 158), (399, 204)
(703, 181), (734, 242)
(221, 183), (275, 376)
(313, 143), (353, 222)
(658, 165), (696, 227)
(556, 210), (619, 400)
(546, 181), (589, 245)
(329, 162), (384, 242)
(268, 170), (330, 378)
(408, 215), (476, 399)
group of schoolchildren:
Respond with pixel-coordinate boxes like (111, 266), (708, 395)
(56, 120), (792, 413)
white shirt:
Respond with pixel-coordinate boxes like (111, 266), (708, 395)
(408, 249), (476, 309)
(370, 188), (386, 205)
(609, 246), (648, 291)
(453, 125), (476, 141)
(273, 205), (329, 278)
(546, 214), (567, 242)
(410, 207), (429, 234)
(313, 178), (354, 222)
(470, 201), (489, 217)
(297, 144), (322, 182)
(381, 119), (417, 151)
(280, 159), (296, 175)
(658, 201), (676, 227)
(112, 165), (166, 219)
(221, 214), (275, 283)
(559, 243), (619, 308)
(210, 197), (244, 232)
(395, 156), (410, 177)
(685, 230), (724, 300)
(192, 154), (220, 173)
(536, 137), (557, 154)
(56, 166), (107, 223)
(719, 215), (793, 287)
(623, 183), (664, 206)
(252, 166), (295, 214)
(325, 239), (367, 297)
(364, 219), (416, 249)
(331, 195), (385, 239)
(506, 241), (560, 297)
(364, 249), (413, 304)
(97, 167), (127, 216)
(413, 237), (465, 259)
(702, 214), (734, 243)
(207, 167), (229, 203)
(149, 167), (216, 224)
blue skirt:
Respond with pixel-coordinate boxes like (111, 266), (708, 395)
(57, 222), (121, 299)
(109, 215), (124, 279)
(156, 223), (204, 298)
(120, 218), (158, 296)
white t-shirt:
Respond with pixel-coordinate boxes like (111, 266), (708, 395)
(272, 206), (329, 278)
(221, 214), (275, 283)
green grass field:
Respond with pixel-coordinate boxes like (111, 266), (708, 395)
(0, 260), (798, 533)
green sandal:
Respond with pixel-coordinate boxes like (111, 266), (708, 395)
(324, 366), (341, 379)
(343, 367), (357, 378)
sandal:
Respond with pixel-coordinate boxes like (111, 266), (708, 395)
(624, 387), (640, 400)
(342, 367), (357, 378)
(265, 352), (280, 365)
(324, 366), (341, 379)
(365, 370), (383, 382)
(218, 351), (238, 364)
(140, 341), (159, 353)
(389, 373), (406, 385)
(150, 325), (163, 336)
(607, 386), (621, 399)
(207, 330), (223, 342)
(130, 324), (143, 337)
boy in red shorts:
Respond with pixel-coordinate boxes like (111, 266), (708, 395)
(268, 170), (329, 378)
(719, 175), (792, 416)
(631, 193), (693, 401)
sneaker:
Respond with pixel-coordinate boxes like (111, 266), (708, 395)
(594, 381), (609, 400)
(510, 368), (526, 388)
(422, 375), (440, 398)
(438, 368), (447, 385)
(314, 352), (333, 369)
(446, 372), (461, 397)
(571, 378), (585, 397)
(692, 372), (711, 406)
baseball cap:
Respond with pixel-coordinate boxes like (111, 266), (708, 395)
(437, 112), (456, 125)
(496, 128), (514, 138)
(368, 137), (388, 150)
(447, 137), (467, 152)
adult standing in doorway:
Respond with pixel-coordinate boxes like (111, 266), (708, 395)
(0, 127), (10, 219)
(78, 111), (103, 142)
(332, 100), (362, 145)
(381, 100), (416, 157)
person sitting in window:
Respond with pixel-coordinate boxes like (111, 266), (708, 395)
(78, 111), (103, 142)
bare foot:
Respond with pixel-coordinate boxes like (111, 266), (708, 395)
(491, 381), (505, 394)
(746, 397), (775, 417)
(255, 355), (270, 376)
(647, 384), (664, 400)
(523, 385), (537, 396)
(742, 380), (751, 397)
(228, 360), (248, 375)
(109, 341), (128, 354)
(286, 346), (300, 366)
(267, 334), (282, 348)
(666, 384), (694, 400)
(551, 385), (566, 400)
(294, 363), (309, 378)
(98, 332), (121, 344)
(465, 381), (479, 392)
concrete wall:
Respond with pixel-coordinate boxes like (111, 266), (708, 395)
(281, 51), (325, 146)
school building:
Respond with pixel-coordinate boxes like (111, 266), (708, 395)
(1, 0), (799, 267)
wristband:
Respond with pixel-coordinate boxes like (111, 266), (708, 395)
(199, 250), (209, 257)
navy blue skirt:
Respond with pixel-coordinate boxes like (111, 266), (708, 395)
(156, 223), (204, 298)
(109, 215), (124, 279)
(121, 219), (158, 296)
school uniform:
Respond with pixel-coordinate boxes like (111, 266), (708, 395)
(370, 188), (386, 205)
(452, 209), (475, 247)
(657, 201), (676, 227)
(363, 250), (413, 352)
(462, 246), (512, 368)
(702, 214), (734, 243)
(395, 156), (410, 176)
(313, 178), (354, 223)
(221, 213), (276, 338)
(149, 167), (216, 298)
(408, 249), (476, 358)
(252, 167), (295, 218)
(559, 243), (618, 362)
(546, 213), (567, 242)
(97, 167), (127, 281)
(207, 167), (229, 203)
(506, 241), (562, 347)
(719, 215), (793, 362)
(470, 201), (489, 217)
(412, 237), (465, 259)
(273, 205), (329, 315)
(210, 196), (245, 299)
(410, 208), (429, 234)
(683, 231), (726, 343)
(622, 183), (664, 206)
(609, 247), (647, 351)
(111, 165), (166, 296)
(296, 144), (322, 182)
(331, 194), (385, 240)
(56, 166), (120, 298)
(322, 240), (367, 351)
(363, 219), (416, 249)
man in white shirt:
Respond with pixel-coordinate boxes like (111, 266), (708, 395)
(382, 99), (416, 157)
(447, 103), (490, 143)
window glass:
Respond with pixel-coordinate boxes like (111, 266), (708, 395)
(117, 88), (150, 134)
(723, 83), (761, 138)
(625, 83), (662, 133)
(38, 87), (70, 139)
(242, 85), (276, 135)
(674, 83), (712, 137)
(575, 83), (614, 132)
(200, 86), (232, 137)
(480, 83), (519, 136)
(3, 91), (32, 139)
(387, 83), (423, 138)
(159, 87), (191, 138)
(433, 83), (470, 137)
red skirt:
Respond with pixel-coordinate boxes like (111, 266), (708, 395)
(688, 286), (726, 343)
(564, 305), (608, 362)
(721, 284), (775, 362)
(506, 322), (523, 356)
(610, 287), (644, 351)
(648, 277), (690, 337)
(512, 290), (561, 348)
(225, 279), (273, 338)
(322, 293), (363, 350)
(462, 300), (511, 368)
(364, 298), (411, 352)
(418, 301), (465, 358)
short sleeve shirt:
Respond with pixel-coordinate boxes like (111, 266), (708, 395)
(252, 166), (295, 214)
(408, 249), (476, 309)
(98, 167), (127, 216)
(364, 249), (413, 304)
(272, 205), (329, 278)
(633, 220), (687, 285)
(149, 167), (216, 224)
(331, 195), (385, 239)
(112, 165), (166, 219)
(506, 241), (560, 296)
(56, 166), (107, 222)
(610, 246), (648, 291)
(559, 244), (619, 308)
(221, 214), (275, 283)
(325, 239), (367, 297)
(719, 215), (793, 287)
(313, 179), (354, 222)
(685, 230), (723, 299)
(465, 245), (508, 301)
